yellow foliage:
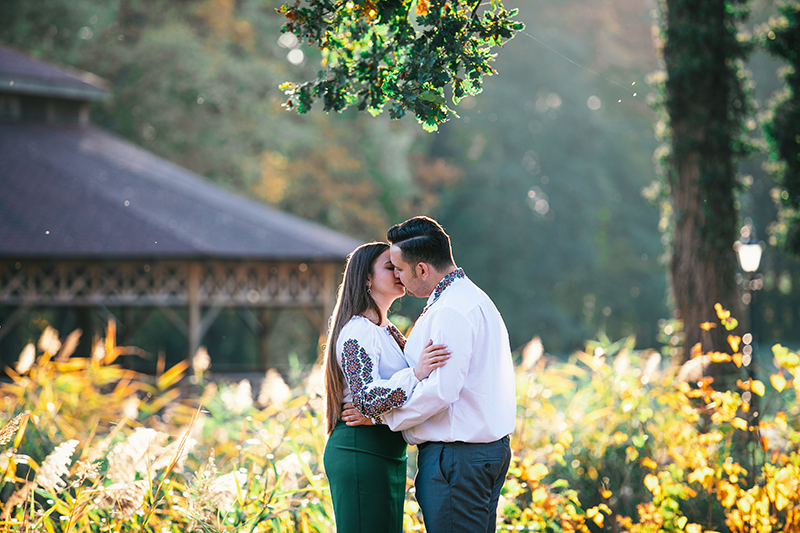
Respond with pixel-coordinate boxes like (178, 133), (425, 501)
(195, 0), (255, 49)
(9, 309), (800, 533)
(687, 466), (715, 488)
(709, 351), (732, 363)
(717, 480), (741, 508)
(774, 411), (787, 431)
(644, 474), (659, 493)
(710, 391), (740, 423)
(769, 372), (787, 392)
(731, 417), (748, 431)
(642, 457), (658, 470)
(727, 335), (741, 352)
(586, 505), (608, 527)
(612, 431), (629, 445)
(772, 344), (800, 369)
(527, 462), (550, 482)
(686, 523), (703, 533)
(255, 150), (291, 204)
(690, 342), (704, 358)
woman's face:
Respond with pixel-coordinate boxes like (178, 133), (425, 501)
(368, 249), (406, 301)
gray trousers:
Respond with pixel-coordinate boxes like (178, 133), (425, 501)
(415, 436), (511, 533)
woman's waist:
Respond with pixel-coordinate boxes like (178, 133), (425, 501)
(327, 421), (407, 458)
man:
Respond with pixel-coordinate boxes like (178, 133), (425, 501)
(376, 216), (516, 533)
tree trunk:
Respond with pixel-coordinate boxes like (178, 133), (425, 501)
(663, 0), (747, 359)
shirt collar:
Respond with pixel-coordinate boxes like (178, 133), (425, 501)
(425, 268), (465, 309)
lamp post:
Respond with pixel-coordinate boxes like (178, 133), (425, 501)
(733, 222), (764, 485)
(733, 223), (764, 345)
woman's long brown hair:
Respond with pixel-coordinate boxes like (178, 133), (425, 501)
(324, 242), (389, 434)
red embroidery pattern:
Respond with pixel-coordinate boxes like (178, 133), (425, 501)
(422, 268), (465, 316)
(341, 338), (407, 418)
(386, 323), (407, 350)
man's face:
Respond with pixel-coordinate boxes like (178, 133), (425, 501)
(389, 244), (428, 298)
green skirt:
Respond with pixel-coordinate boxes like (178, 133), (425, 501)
(323, 421), (408, 533)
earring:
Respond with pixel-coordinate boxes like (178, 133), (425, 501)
(367, 284), (372, 294)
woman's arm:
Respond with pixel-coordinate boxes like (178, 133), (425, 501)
(342, 339), (450, 426)
(414, 340), (451, 380)
(340, 336), (417, 419)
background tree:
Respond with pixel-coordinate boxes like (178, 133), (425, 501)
(759, 3), (800, 258)
(647, 0), (757, 358)
(5, 0), (800, 365)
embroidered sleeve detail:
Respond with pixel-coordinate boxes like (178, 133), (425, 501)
(386, 324), (407, 350)
(341, 338), (408, 418)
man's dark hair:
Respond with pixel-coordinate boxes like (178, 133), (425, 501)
(387, 216), (455, 270)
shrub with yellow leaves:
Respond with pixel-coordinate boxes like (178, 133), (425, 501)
(3, 310), (800, 532)
(507, 305), (800, 533)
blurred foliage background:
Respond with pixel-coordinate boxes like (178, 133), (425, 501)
(2, 0), (799, 367)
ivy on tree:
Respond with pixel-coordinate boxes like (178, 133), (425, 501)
(277, 0), (524, 131)
(759, 2), (800, 258)
(646, 0), (757, 358)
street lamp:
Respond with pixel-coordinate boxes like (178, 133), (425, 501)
(735, 223), (764, 294)
(734, 231), (764, 275)
(734, 222), (765, 330)
(734, 222), (765, 485)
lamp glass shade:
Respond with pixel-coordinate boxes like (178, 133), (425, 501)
(736, 243), (763, 273)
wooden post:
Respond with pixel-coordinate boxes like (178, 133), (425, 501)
(257, 309), (272, 371)
(120, 307), (135, 346)
(0, 305), (30, 343)
(187, 264), (201, 359)
(74, 306), (93, 357)
(321, 263), (338, 336)
(317, 262), (340, 360)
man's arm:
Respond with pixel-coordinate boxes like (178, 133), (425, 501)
(381, 308), (474, 431)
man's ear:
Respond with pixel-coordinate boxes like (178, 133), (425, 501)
(416, 262), (429, 280)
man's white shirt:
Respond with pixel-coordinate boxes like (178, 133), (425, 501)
(381, 269), (516, 445)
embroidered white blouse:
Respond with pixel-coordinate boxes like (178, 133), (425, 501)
(380, 269), (517, 445)
(336, 315), (420, 419)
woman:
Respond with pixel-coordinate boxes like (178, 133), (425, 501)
(323, 242), (450, 533)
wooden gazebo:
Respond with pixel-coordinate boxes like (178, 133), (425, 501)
(0, 45), (362, 368)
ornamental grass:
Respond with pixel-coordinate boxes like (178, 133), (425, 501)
(0, 305), (799, 532)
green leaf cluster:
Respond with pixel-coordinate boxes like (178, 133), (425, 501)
(759, 3), (800, 258)
(278, 0), (524, 130)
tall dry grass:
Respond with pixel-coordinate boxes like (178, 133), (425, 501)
(2, 307), (800, 532)
(0, 321), (334, 532)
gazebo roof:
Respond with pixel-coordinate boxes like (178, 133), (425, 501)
(0, 46), (108, 101)
(0, 122), (363, 261)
